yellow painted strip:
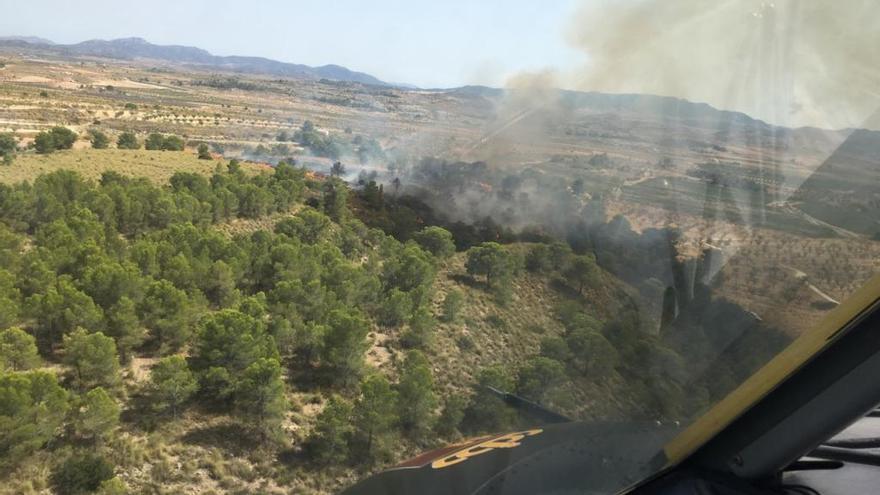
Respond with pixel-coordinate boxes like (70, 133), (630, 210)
(663, 273), (880, 464)
(431, 429), (543, 469)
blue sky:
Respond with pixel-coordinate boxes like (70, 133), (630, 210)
(0, 0), (585, 88)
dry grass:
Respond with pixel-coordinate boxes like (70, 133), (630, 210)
(427, 253), (566, 394)
(422, 245), (666, 420)
(1, 149), (267, 185)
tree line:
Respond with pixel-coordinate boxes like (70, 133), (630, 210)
(0, 129), (211, 164)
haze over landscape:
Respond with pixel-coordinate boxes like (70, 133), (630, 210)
(5, 0), (879, 130)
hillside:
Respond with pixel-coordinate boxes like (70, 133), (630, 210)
(0, 149), (676, 494)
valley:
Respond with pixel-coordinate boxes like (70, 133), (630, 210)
(0, 38), (878, 495)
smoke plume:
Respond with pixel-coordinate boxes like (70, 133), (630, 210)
(565, 0), (880, 130)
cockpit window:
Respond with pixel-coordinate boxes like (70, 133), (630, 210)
(0, 1), (877, 493)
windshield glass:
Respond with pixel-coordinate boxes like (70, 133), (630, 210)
(0, 1), (878, 494)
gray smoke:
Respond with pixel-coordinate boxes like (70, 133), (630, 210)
(565, 0), (880, 130)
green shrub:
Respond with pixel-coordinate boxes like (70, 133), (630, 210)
(0, 132), (16, 163)
(96, 477), (127, 495)
(116, 132), (139, 149)
(441, 289), (464, 323)
(197, 143), (212, 160)
(146, 133), (185, 151)
(34, 127), (77, 153)
(456, 333), (475, 351)
(52, 454), (115, 495)
(486, 314), (507, 330)
(33, 132), (55, 154)
(89, 130), (110, 149)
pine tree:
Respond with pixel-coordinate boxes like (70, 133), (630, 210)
(205, 260), (238, 308)
(139, 280), (196, 353)
(435, 395), (467, 439)
(104, 297), (144, 364)
(463, 366), (518, 434)
(309, 395), (353, 465)
(351, 374), (397, 462)
(62, 329), (120, 391)
(564, 254), (599, 295)
(190, 309), (278, 376)
(413, 227), (455, 259)
(27, 277), (104, 349)
(321, 309), (370, 389)
(0, 371), (69, 469)
(0, 327), (40, 371)
(465, 242), (514, 289)
(73, 387), (120, 443)
(396, 351), (437, 438)
(235, 358), (288, 445)
(401, 306), (435, 349)
(150, 355), (197, 417)
(322, 178), (348, 222)
(516, 356), (567, 404)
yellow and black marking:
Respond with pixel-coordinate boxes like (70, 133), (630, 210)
(431, 429), (544, 469)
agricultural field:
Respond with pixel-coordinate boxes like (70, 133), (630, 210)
(0, 148), (268, 184)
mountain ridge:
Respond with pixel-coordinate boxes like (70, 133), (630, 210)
(0, 36), (390, 86)
(0, 35), (55, 44)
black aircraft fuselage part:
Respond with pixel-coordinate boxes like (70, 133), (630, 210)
(341, 421), (679, 495)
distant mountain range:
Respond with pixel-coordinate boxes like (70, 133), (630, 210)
(2, 35), (876, 134)
(0, 35), (55, 45)
(0, 36), (389, 86)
